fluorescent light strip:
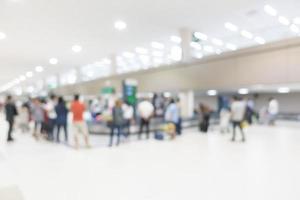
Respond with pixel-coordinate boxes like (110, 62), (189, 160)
(264, 5), (278, 16)
(225, 22), (239, 32)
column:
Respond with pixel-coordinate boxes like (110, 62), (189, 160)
(179, 27), (193, 63)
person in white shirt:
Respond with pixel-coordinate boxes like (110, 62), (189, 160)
(137, 99), (154, 139)
(268, 97), (279, 125)
(122, 101), (134, 137)
(231, 96), (246, 142)
(44, 94), (57, 141)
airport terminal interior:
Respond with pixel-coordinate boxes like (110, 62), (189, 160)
(0, 0), (300, 199)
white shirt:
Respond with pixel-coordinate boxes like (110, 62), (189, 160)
(45, 100), (57, 119)
(122, 104), (134, 120)
(231, 101), (246, 121)
(268, 99), (279, 115)
(138, 101), (154, 119)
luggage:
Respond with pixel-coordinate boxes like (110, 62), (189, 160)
(154, 131), (164, 140)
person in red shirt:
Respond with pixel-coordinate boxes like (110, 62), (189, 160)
(70, 94), (91, 149)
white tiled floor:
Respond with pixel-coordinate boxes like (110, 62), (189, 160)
(0, 119), (300, 200)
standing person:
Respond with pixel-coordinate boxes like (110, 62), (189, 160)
(4, 95), (18, 142)
(18, 104), (30, 133)
(220, 107), (231, 134)
(268, 97), (279, 126)
(199, 103), (211, 133)
(109, 99), (125, 146)
(122, 101), (134, 138)
(44, 94), (57, 141)
(31, 98), (45, 140)
(176, 98), (182, 135)
(231, 96), (246, 142)
(55, 96), (68, 143)
(164, 99), (179, 139)
(137, 99), (154, 140)
(70, 94), (90, 149)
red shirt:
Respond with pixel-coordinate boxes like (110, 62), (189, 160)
(71, 101), (85, 122)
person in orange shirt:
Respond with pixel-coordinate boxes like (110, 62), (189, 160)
(70, 94), (91, 149)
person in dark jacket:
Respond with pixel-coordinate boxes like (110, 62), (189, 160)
(55, 96), (68, 143)
(109, 99), (125, 147)
(5, 95), (18, 142)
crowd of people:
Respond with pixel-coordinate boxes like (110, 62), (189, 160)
(2, 93), (280, 147)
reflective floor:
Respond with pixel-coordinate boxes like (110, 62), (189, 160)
(0, 119), (300, 200)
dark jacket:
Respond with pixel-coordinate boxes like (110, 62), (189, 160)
(55, 103), (68, 125)
(5, 102), (18, 122)
(113, 107), (124, 126)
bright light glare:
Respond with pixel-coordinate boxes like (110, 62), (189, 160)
(72, 45), (82, 53)
(114, 20), (127, 30)
(290, 24), (300, 33)
(26, 71), (33, 78)
(254, 37), (266, 45)
(238, 88), (249, 95)
(212, 38), (223, 46)
(170, 36), (182, 43)
(194, 32), (208, 41)
(278, 87), (290, 93)
(35, 66), (44, 73)
(170, 46), (182, 61)
(207, 90), (218, 96)
(203, 45), (214, 53)
(49, 58), (58, 65)
(240, 30), (253, 39)
(151, 42), (165, 49)
(135, 47), (148, 54)
(293, 17), (300, 25)
(226, 43), (237, 51)
(190, 42), (202, 50)
(123, 52), (135, 58)
(0, 32), (6, 40)
(224, 22), (239, 32)
(278, 16), (290, 26)
(264, 5), (278, 16)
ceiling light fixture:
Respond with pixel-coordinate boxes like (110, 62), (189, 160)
(224, 22), (239, 32)
(114, 20), (127, 31)
(207, 90), (218, 96)
(254, 37), (266, 45)
(151, 42), (165, 49)
(26, 71), (33, 78)
(72, 45), (82, 53)
(190, 42), (202, 50)
(226, 43), (237, 51)
(194, 32), (208, 41)
(102, 58), (112, 65)
(19, 75), (26, 81)
(35, 66), (44, 73)
(293, 17), (300, 25)
(0, 32), (6, 40)
(264, 5), (278, 16)
(123, 52), (135, 58)
(170, 36), (182, 44)
(290, 24), (300, 33)
(240, 30), (253, 39)
(278, 87), (290, 94)
(203, 45), (214, 53)
(238, 88), (249, 95)
(211, 38), (224, 46)
(278, 16), (290, 26)
(135, 47), (148, 54)
(49, 58), (58, 65)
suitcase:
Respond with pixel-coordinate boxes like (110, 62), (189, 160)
(154, 131), (164, 140)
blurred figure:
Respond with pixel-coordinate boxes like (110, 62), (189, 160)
(55, 96), (68, 143)
(122, 101), (134, 138)
(164, 98), (179, 139)
(176, 98), (182, 135)
(109, 99), (125, 146)
(44, 94), (57, 141)
(31, 98), (45, 140)
(245, 98), (255, 125)
(268, 97), (279, 126)
(70, 94), (90, 149)
(137, 99), (154, 140)
(18, 104), (30, 133)
(199, 103), (211, 133)
(231, 96), (246, 142)
(220, 107), (231, 134)
(5, 95), (18, 142)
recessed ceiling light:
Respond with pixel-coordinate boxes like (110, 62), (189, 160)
(135, 47), (148, 54)
(290, 24), (300, 33)
(151, 42), (165, 49)
(49, 58), (58, 65)
(207, 90), (218, 96)
(26, 71), (33, 78)
(102, 58), (111, 65)
(170, 36), (182, 44)
(211, 38), (223, 46)
(226, 43), (237, 51)
(194, 32), (208, 41)
(72, 45), (82, 53)
(240, 30), (253, 39)
(203, 45), (214, 53)
(0, 32), (6, 40)
(170, 46), (182, 61)
(35, 66), (44, 72)
(152, 51), (164, 57)
(264, 5), (278, 17)
(278, 16), (290, 26)
(224, 22), (239, 32)
(293, 17), (300, 25)
(123, 52), (135, 58)
(238, 88), (249, 95)
(190, 42), (202, 50)
(254, 37), (266, 45)
(278, 87), (290, 94)
(19, 75), (26, 81)
(114, 20), (127, 31)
